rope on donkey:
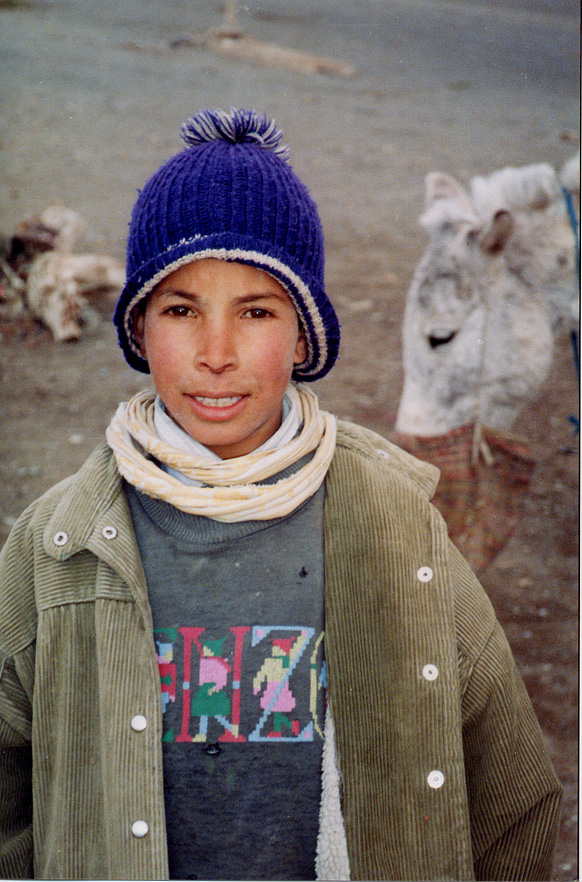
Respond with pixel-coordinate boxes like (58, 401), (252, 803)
(563, 186), (580, 435)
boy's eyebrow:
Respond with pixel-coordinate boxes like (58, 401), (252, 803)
(154, 288), (289, 304)
(234, 292), (290, 304)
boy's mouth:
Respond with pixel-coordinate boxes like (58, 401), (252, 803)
(193, 395), (243, 408)
(184, 393), (249, 422)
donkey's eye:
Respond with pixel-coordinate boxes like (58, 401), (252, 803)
(429, 330), (457, 349)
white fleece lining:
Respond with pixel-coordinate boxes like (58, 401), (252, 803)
(316, 706), (351, 881)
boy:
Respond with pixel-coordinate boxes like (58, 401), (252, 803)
(0, 108), (562, 881)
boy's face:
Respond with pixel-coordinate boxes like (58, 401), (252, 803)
(135, 258), (307, 459)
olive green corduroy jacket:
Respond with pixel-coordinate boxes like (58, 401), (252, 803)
(0, 421), (561, 881)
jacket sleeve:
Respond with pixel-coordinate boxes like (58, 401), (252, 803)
(0, 513), (37, 879)
(451, 545), (563, 881)
(0, 653), (34, 879)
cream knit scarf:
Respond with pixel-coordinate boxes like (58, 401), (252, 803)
(106, 384), (337, 522)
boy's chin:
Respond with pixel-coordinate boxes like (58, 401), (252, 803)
(193, 422), (282, 460)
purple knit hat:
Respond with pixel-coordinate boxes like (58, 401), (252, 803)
(114, 108), (340, 381)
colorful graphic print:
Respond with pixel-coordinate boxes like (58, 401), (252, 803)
(154, 626), (326, 744)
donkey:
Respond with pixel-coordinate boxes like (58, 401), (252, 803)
(395, 158), (579, 436)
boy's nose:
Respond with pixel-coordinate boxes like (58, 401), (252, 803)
(195, 322), (237, 373)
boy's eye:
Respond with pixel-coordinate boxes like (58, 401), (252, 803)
(244, 307), (272, 319)
(165, 304), (193, 317)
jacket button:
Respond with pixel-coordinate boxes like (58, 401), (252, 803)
(131, 714), (147, 732)
(417, 566), (433, 583)
(131, 820), (149, 838)
(53, 531), (68, 547)
(422, 664), (439, 681)
(102, 525), (117, 540)
(427, 770), (445, 789)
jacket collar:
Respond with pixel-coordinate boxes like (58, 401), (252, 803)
(42, 443), (149, 605)
(334, 420), (440, 498)
(41, 425), (440, 562)
(43, 445), (120, 554)
(40, 424), (439, 606)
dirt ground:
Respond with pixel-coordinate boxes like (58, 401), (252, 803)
(0, 0), (579, 878)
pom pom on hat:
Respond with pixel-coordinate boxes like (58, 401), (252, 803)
(180, 107), (291, 162)
(114, 108), (340, 382)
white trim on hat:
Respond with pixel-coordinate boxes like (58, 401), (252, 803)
(123, 247), (329, 377)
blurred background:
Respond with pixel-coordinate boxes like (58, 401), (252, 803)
(0, 0), (579, 877)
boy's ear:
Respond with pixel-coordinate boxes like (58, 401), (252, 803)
(133, 308), (147, 358)
(294, 326), (308, 365)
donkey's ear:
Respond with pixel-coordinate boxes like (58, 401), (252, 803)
(479, 209), (514, 254)
(425, 172), (472, 210)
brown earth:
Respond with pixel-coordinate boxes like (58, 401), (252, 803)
(0, 0), (579, 878)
